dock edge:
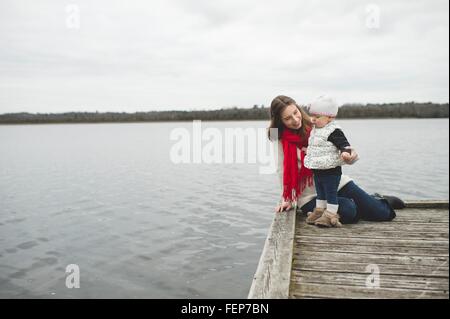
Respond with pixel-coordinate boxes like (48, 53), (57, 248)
(247, 209), (296, 299)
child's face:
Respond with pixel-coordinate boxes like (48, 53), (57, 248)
(311, 115), (333, 128)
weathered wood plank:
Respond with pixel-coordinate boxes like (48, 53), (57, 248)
(295, 243), (449, 257)
(295, 230), (448, 240)
(291, 270), (449, 292)
(297, 222), (449, 233)
(296, 238), (448, 247)
(293, 259), (448, 277)
(394, 207), (449, 213)
(390, 216), (448, 224)
(248, 209), (296, 299)
(290, 282), (448, 299)
(296, 236), (448, 249)
(405, 201), (449, 209)
(382, 218), (448, 224)
(296, 225), (448, 240)
(294, 251), (448, 267)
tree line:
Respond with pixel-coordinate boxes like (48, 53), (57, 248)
(0, 102), (448, 124)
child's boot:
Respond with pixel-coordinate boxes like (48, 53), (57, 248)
(314, 210), (343, 228)
(306, 207), (325, 224)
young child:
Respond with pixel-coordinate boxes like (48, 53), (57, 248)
(304, 96), (354, 227)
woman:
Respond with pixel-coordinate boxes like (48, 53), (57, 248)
(268, 95), (398, 224)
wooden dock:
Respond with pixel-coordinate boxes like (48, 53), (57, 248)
(248, 200), (449, 299)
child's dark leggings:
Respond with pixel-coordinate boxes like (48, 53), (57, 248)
(301, 181), (396, 224)
(313, 174), (341, 205)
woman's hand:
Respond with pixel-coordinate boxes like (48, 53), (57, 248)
(275, 199), (293, 213)
(341, 147), (359, 164)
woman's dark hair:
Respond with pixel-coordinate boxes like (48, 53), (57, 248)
(267, 95), (311, 141)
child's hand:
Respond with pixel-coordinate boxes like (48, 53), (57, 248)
(341, 152), (352, 161)
(341, 147), (359, 164)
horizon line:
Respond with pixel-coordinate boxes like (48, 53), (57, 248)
(1, 100), (449, 116)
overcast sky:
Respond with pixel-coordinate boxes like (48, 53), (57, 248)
(0, 0), (448, 113)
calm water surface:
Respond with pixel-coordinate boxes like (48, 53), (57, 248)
(0, 119), (448, 298)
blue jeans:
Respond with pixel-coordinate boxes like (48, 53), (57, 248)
(314, 174), (341, 205)
(301, 181), (396, 224)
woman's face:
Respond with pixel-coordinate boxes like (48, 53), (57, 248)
(281, 104), (302, 130)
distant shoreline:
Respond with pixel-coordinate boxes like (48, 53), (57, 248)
(0, 102), (448, 124)
(0, 118), (449, 126)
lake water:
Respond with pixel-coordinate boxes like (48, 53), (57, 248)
(0, 119), (448, 298)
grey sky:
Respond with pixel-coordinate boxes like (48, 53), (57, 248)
(0, 0), (448, 113)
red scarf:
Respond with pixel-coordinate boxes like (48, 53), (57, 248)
(281, 127), (313, 202)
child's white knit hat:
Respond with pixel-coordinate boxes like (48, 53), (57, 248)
(308, 95), (339, 117)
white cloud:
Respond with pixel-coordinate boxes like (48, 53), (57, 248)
(0, 0), (448, 113)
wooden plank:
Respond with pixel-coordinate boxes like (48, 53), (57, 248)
(295, 243), (449, 257)
(292, 260), (449, 277)
(290, 282), (448, 299)
(297, 222), (449, 233)
(295, 229), (449, 239)
(394, 207), (449, 215)
(296, 236), (448, 249)
(248, 209), (296, 299)
(384, 218), (448, 224)
(293, 251), (448, 267)
(392, 218), (448, 225)
(291, 270), (449, 292)
(405, 200), (449, 209)
(295, 231), (448, 240)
